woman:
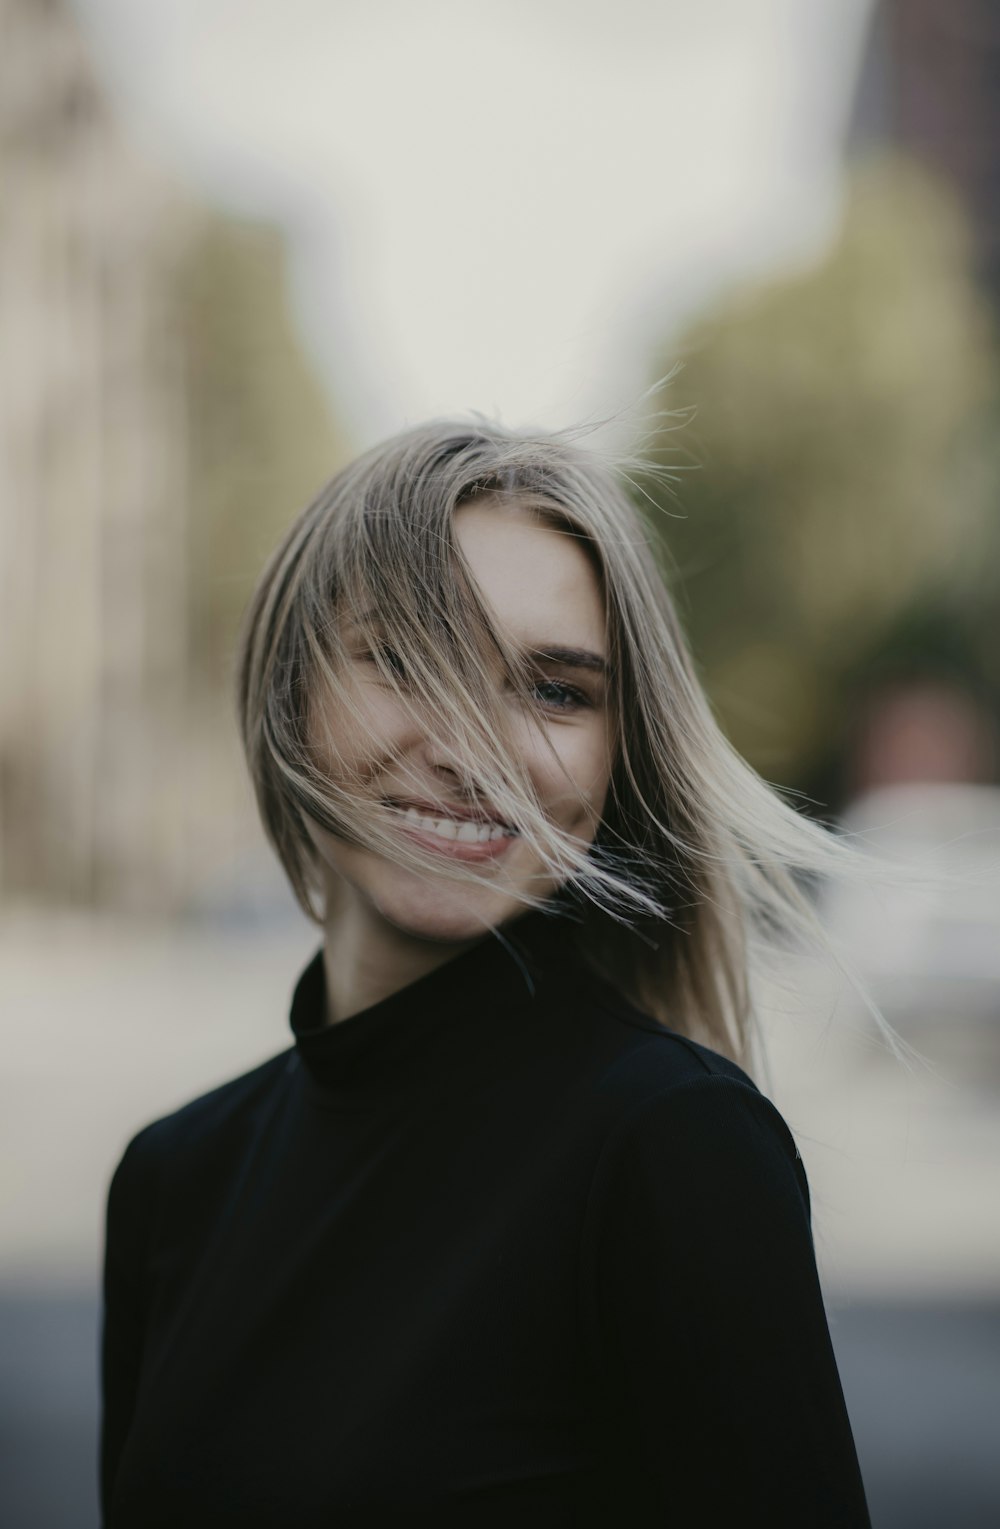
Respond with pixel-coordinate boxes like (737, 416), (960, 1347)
(101, 419), (873, 1525)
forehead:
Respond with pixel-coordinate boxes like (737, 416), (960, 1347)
(452, 499), (606, 652)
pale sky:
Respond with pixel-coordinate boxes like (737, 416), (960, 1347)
(72, 0), (874, 445)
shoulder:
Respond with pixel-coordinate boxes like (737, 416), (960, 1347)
(109, 1047), (295, 1187)
(576, 973), (763, 1105)
(577, 1017), (813, 1266)
(574, 980), (805, 1202)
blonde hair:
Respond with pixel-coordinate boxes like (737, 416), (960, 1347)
(235, 415), (906, 1074)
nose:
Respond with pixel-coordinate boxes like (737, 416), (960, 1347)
(417, 731), (473, 792)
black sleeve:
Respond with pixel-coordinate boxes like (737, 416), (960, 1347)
(99, 1127), (158, 1523)
(584, 1074), (871, 1526)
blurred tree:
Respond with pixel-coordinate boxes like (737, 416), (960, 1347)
(172, 216), (346, 697)
(639, 154), (1000, 810)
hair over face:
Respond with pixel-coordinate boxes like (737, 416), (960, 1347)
(236, 416), (894, 1071)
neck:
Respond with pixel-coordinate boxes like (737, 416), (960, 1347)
(319, 897), (482, 1026)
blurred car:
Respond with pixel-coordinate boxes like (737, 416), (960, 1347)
(817, 782), (1000, 1031)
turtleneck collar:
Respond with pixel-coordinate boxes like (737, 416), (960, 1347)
(289, 905), (585, 1108)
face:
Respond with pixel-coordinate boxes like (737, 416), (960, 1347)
(304, 499), (614, 952)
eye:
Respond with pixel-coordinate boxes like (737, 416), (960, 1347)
(381, 645), (407, 679)
(361, 644), (407, 680)
(531, 678), (590, 712)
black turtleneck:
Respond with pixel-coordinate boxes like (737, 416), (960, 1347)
(100, 910), (870, 1527)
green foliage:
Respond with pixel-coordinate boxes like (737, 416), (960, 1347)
(171, 214), (348, 693)
(639, 154), (1000, 799)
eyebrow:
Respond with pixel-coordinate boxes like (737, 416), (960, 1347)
(525, 645), (607, 676)
(347, 614), (607, 677)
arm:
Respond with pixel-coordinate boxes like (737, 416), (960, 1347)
(99, 1127), (158, 1523)
(584, 1074), (871, 1525)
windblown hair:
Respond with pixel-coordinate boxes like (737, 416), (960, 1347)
(236, 416), (902, 1074)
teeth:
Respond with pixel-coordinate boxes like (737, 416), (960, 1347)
(398, 805), (514, 842)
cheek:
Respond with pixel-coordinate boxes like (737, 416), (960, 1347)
(531, 720), (613, 828)
(309, 682), (409, 785)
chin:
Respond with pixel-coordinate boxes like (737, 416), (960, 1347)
(370, 875), (513, 946)
(380, 899), (504, 946)
(321, 842), (548, 947)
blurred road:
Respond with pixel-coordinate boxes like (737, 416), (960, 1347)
(2, 907), (999, 1524)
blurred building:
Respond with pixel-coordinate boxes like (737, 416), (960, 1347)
(0, 0), (342, 913)
(847, 679), (996, 797)
(849, 0), (1000, 301)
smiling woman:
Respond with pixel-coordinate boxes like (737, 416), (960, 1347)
(300, 495), (616, 1014)
(99, 418), (875, 1526)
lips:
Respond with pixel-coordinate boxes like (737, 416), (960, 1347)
(383, 797), (515, 831)
(386, 802), (519, 862)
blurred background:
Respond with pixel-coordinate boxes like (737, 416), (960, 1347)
(2, 0), (999, 1523)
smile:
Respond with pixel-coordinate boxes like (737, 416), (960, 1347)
(388, 804), (519, 861)
(395, 804), (516, 841)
